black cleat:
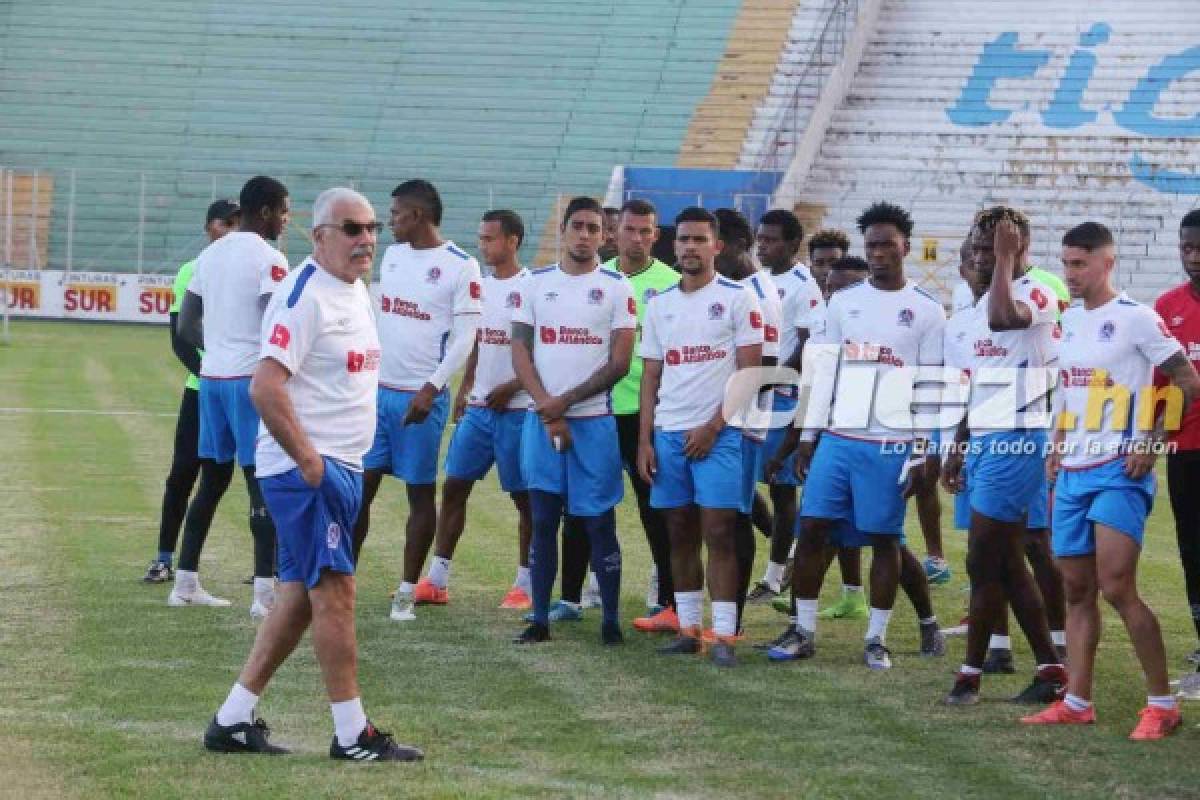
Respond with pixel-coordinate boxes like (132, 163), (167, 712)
(1011, 666), (1067, 705)
(710, 641), (737, 668)
(513, 622), (550, 644)
(204, 716), (289, 754)
(330, 721), (423, 762)
(943, 673), (981, 706)
(920, 622), (946, 657)
(142, 560), (174, 583)
(982, 648), (1015, 674)
(754, 625), (797, 651)
(658, 632), (702, 655)
(601, 622), (624, 646)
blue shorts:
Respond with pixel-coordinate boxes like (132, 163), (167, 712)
(741, 435), (761, 513)
(649, 427), (745, 511)
(444, 406), (527, 493)
(1052, 458), (1155, 557)
(799, 433), (911, 536)
(520, 413), (623, 516)
(363, 387), (449, 484)
(964, 429), (1048, 524)
(198, 376), (259, 467)
(261, 457), (361, 589)
(829, 518), (907, 548)
(759, 394), (800, 486)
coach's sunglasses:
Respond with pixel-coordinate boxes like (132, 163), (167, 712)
(319, 220), (384, 236)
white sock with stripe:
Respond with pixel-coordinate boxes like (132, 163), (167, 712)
(332, 697), (368, 748)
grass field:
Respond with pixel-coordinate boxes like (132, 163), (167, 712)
(1, 319), (1199, 799)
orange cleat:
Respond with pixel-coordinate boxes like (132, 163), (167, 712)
(1128, 705), (1182, 741)
(633, 606), (680, 633)
(413, 578), (448, 605)
(499, 586), (532, 610)
(701, 628), (745, 644)
(1020, 700), (1096, 726)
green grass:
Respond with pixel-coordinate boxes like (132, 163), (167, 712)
(1, 319), (1198, 799)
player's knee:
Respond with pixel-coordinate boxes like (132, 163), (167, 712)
(964, 546), (994, 584)
(1098, 573), (1137, 610)
(311, 573), (356, 616)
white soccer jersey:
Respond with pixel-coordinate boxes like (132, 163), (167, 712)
(961, 274), (1060, 432)
(952, 279), (976, 313)
(189, 231), (289, 377)
(255, 259), (381, 478)
(376, 240), (483, 390)
(767, 263), (826, 363)
(470, 269), (531, 410)
(1057, 294), (1182, 469)
(641, 276), (764, 432)
(943, 297), (981, 374)
(740, 271), (782, 360)
(512, 264), (637, 417)
(823, 280), (946, 440)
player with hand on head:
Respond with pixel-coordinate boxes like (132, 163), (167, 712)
(172, 176), (291, 617)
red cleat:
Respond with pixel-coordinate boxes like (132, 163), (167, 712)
(499, 586), (532, 610)
(413, 578), (448, 605)
(1128, 706), (1182, 741)
(633, 606), (680, 633)
(1020, 700), (1096, 725)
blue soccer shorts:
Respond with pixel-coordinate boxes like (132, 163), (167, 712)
(198, 376), (259, 467)
(649, 426), (745, 511)
(1052, 457), (1155, 557)
(444, 406), (527, 493)
(363, 387), (449, 484)
(520, 413), (623, 516)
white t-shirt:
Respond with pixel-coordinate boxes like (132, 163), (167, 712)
(740, 272), (783, 360)
(470, 269), (531, 410)
(767, 263), (826, 363)
(952, 279), (976, 314)
(255, 259), (381, 478)
(377, 240), (483, 390)
(641, 275), (764, 432)
(961, 274), (1061, 433)
(1057, 294), (1182, 469)
(822, 281), (946, 441)
(189, 231), (289, 378)
(512, 264), (637, 417)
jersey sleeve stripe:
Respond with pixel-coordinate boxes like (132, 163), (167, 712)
(286, 263), (317, 309)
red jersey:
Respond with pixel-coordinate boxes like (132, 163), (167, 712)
(1155, 282), (1200, 451)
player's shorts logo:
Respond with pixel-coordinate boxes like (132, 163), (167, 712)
(897, 308), (914, 327)
(1099, 320), (1116, 342)
(588, 288), (605, 305)
(270, 264), (287, 282)
(426, 266), (442, 284)
(665, 349), (681, 365)
(268, 323), (290, 349)
(326, 522), (341, 550)
(540, 326), (557, 344)
(506, 291), (521, 309)
(709, 302), (726, 320)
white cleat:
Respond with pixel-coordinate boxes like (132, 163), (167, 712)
(389, 589), (416, 622)
(168, 586), (231, 608)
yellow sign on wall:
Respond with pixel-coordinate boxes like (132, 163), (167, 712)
(922, 238), (938, 263)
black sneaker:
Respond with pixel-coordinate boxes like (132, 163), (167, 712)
(943, 673), (981, 706)
(142, 560), (174, 583)
(601, 622), (624, 646)
(513, 622), (550, 644)
(919, 622), (946, 657)
(710, 641), (737, 668)
(1011, 666), (1067, 704)
(658, 632), (702, 655)
(982, 647), (1015, 674)
(330, 721), (423, 762)
(754, 625), (797, 652)
(204, 716), (289, 754)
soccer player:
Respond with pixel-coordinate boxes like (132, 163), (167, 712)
(747, 209), (824, 605)
(638, 206), (763, 667)
(203, 188), (420, 762)
(511, 196), (636, 646)
(1159, 209), (1200, 667)
(419, 210), (532, 608)
(1021, 222), (1199, 739)
(599, 205), (621, 263)
(355, 180), (482, 622)
(173, 176), (290, 616)
(766, 202), (944, 670)
(143, 198), (240, 582)
(806, 228), (850, 296)
(941, 209), (1067, 706)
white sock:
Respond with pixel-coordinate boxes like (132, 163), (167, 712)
(331, 697), (368, 747)
(1148, 694), (1178, 711)
(989, 634), (1012, 651)
(843, 584), (863, 596)
(794, 598), (818, 635)
(398, 581), (414, 595)
(763, 561), (786, 592)
(428, 556), (451, 588)
(712, 601), (738, 637)
(1064, 693), (1091, 712)
(515, 566), (531, 593)
(1051, 630), (1067, 647)
(253, 577), (274, 597)
(216, 683), (259, 727)
(175, 569), (199, 592)
(787, 541), (797, 559)
(675, 590), (704, 630)
(587, 571), (600, 593)
(866, 607), (893, 642)
(959, 665), (983, 676)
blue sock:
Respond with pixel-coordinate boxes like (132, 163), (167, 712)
(157, 551), (173, 567)
(582, 509), (621, 626)
(528, 490), (564, 626)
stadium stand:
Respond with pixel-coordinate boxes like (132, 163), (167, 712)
(0, 0), (745, 272)
(755, 0), (1200, 301)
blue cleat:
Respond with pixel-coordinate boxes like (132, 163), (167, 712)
(924, 556), (952, 585)
(523, 599), (584, 624)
